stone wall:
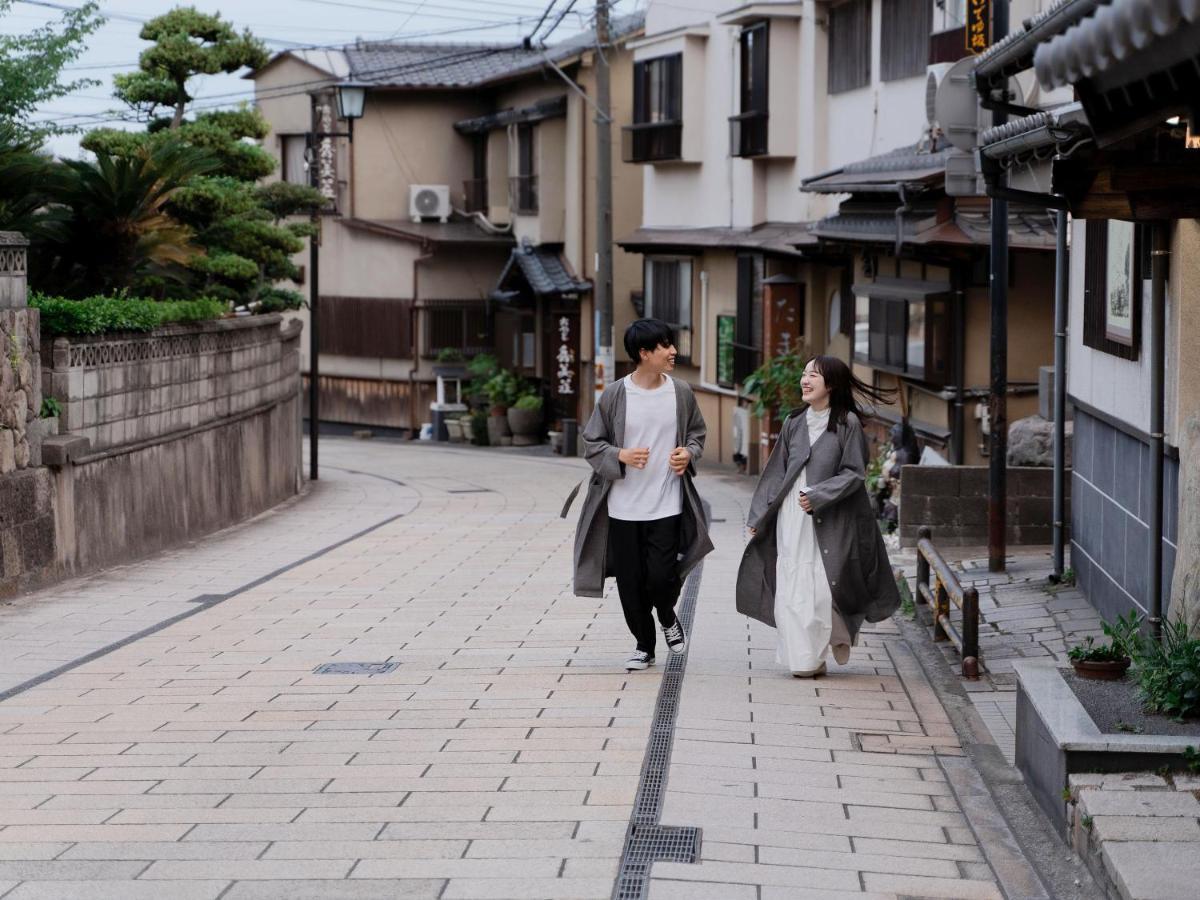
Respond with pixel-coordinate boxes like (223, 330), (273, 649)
(898, 465), (1070, 548)
(0, 232), (56, 596)
(43, 315), (303, 579)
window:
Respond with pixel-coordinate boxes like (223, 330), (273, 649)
(717, 314), (736, 387)
(882, 0), (933, 81)
(643, 258), (693, 360)
(464, 134), (488, 213)
(510, 123), (538, 214)
(1083, 220), (1145, 360)
(424, 304), (490, 357)
(734, 255), (762, 382)
(317, 296), (412, 359)
(626, 54), (683, 162)
(853, 286), (951, 384)
(730, 22), (769, 157)
(828, 0), (872, 94)
(280, 134), (309, 186)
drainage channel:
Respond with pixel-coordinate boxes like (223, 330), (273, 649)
(611, 562), (704, 900)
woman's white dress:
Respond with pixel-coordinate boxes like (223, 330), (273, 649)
(774, 407), (840, 674)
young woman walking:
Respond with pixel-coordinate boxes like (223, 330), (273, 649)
(736, 356), (901, 677)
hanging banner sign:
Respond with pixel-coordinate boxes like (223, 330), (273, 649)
(967, 0), (992, 55)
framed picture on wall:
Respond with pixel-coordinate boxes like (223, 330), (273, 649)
(1104, 220), (1138, 345)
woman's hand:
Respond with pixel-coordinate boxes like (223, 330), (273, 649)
(618, 447), (650, 469)
(668, 447), (691, 475)
(798, 492), (813, 513)
(747, 525), (756, 536)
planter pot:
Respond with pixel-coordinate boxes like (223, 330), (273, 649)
(507, 407), (543, 447)
(486, 414), (512, 446)
(548, 430), (563, 454)
(445, 419), (465, 443)
(1070, 658), (1131, 681)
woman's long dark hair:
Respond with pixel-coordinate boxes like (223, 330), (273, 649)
(808, 355), (896, 431)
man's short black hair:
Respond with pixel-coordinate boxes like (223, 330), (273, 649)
(623, 318), (676, 363)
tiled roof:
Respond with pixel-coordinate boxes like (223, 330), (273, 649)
(801, 143), (952, 194)
(618, 223), (817, 255)
(497, 240), (590, 298)
(1034, 0), (1200, 90)
(343, 12), (645, 89)
(340, 218), (514, 247)
(973, 0), (1110, 87)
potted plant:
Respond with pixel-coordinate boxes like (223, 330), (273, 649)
(484, 370), (521, 445)
(508, 393), (544, 446)
(467, 353), (500, 409)
(1068, 614), (1141, 680)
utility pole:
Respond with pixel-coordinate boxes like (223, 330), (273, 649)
(593, 0), (614, 405)
(987, 0), (1009, 572)
(309, 215), (320, 481)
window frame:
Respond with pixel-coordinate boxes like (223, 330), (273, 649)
(853, 287), (951, 386)
(730, 21), (770, 158)
(279, 133), (310, 186)
(828, 0), (872, 95)
(881, 0), (933, 81)
(628, 53), (684, 162)
(423, 303), (491, 359)
(643, 256), (695, 363)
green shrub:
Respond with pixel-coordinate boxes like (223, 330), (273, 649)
(39, 397), (61, 419)
(436, 348), (465, 363)
(1132, 619), (1200, 720)
(513, 394), (543, 412)
(30, 293), (227, 338)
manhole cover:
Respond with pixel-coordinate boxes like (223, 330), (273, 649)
(313, 662), (400, 675)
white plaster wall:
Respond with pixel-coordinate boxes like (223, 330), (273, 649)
(640, 0), (937, 230)
(1066, 219), (1166, 435)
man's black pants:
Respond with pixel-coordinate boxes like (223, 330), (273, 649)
(609, 515), (682, 655)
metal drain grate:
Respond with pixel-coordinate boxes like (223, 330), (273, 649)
(612, 562), (705, 900)
(312, 662), (400, 675)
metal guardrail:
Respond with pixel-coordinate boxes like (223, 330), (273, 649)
(915, 526), (981, 679)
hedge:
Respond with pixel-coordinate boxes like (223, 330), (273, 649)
(30, 294), (228, 338)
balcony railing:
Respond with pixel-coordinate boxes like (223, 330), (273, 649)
(463, 178), (488, 214)
(729, 110), (769, 158)
(621, 120), (683, 163)
(508, 174), (539, 215)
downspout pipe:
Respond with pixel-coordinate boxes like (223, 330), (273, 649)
(1051, 208), (1068, 580)
(1149, 223), (1169, 639)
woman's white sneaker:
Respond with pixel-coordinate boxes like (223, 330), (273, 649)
(625, 650), (655, 671)
(662, 620), (687, 653)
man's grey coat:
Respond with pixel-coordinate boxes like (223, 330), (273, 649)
(562, 376), (714, 598)
(736, 409), (900, 639)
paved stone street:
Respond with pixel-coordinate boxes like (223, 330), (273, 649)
(0, 440), (1031, 899)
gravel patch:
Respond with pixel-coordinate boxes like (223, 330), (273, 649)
(1064, 671), (1200, 737)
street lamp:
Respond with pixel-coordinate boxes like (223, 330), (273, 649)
(336, 82), (367, 123)
(307, 84), (366, 481)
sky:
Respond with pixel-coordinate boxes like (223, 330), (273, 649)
(4, 0), (645, 158)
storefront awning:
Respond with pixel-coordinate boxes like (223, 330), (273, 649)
(852, 277), (953, 301)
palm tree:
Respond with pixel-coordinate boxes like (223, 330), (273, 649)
(0, 125), (67, 244)
(33, 140), (218, 297)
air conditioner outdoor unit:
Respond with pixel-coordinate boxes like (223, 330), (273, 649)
(409, 184), (450, 223)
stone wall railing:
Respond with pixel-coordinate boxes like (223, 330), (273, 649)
(47, 315), (296, 454)
(898, 465), (1070, 548)
(39, 314), (303, 579)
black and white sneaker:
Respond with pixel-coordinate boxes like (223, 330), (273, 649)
(625, 650), (655, 671)
(662, 619), (687, 653)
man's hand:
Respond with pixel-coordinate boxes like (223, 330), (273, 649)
(798, 492), (813, 513)
(748, 526), (757, 537)
(618, 447), (650, 469)
(668, 447), (691, 475)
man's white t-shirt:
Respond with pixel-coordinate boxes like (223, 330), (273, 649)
(607, 374), (682, 522)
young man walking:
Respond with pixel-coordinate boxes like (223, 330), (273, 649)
(564, 319), (714, 671)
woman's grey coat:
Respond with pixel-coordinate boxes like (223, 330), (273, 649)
(736, 410), (900, 639)
(562, 377), (714, 598)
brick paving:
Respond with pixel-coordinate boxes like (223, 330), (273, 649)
(901, 550), (1104, 764)
(0, 439), (1020, 899)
